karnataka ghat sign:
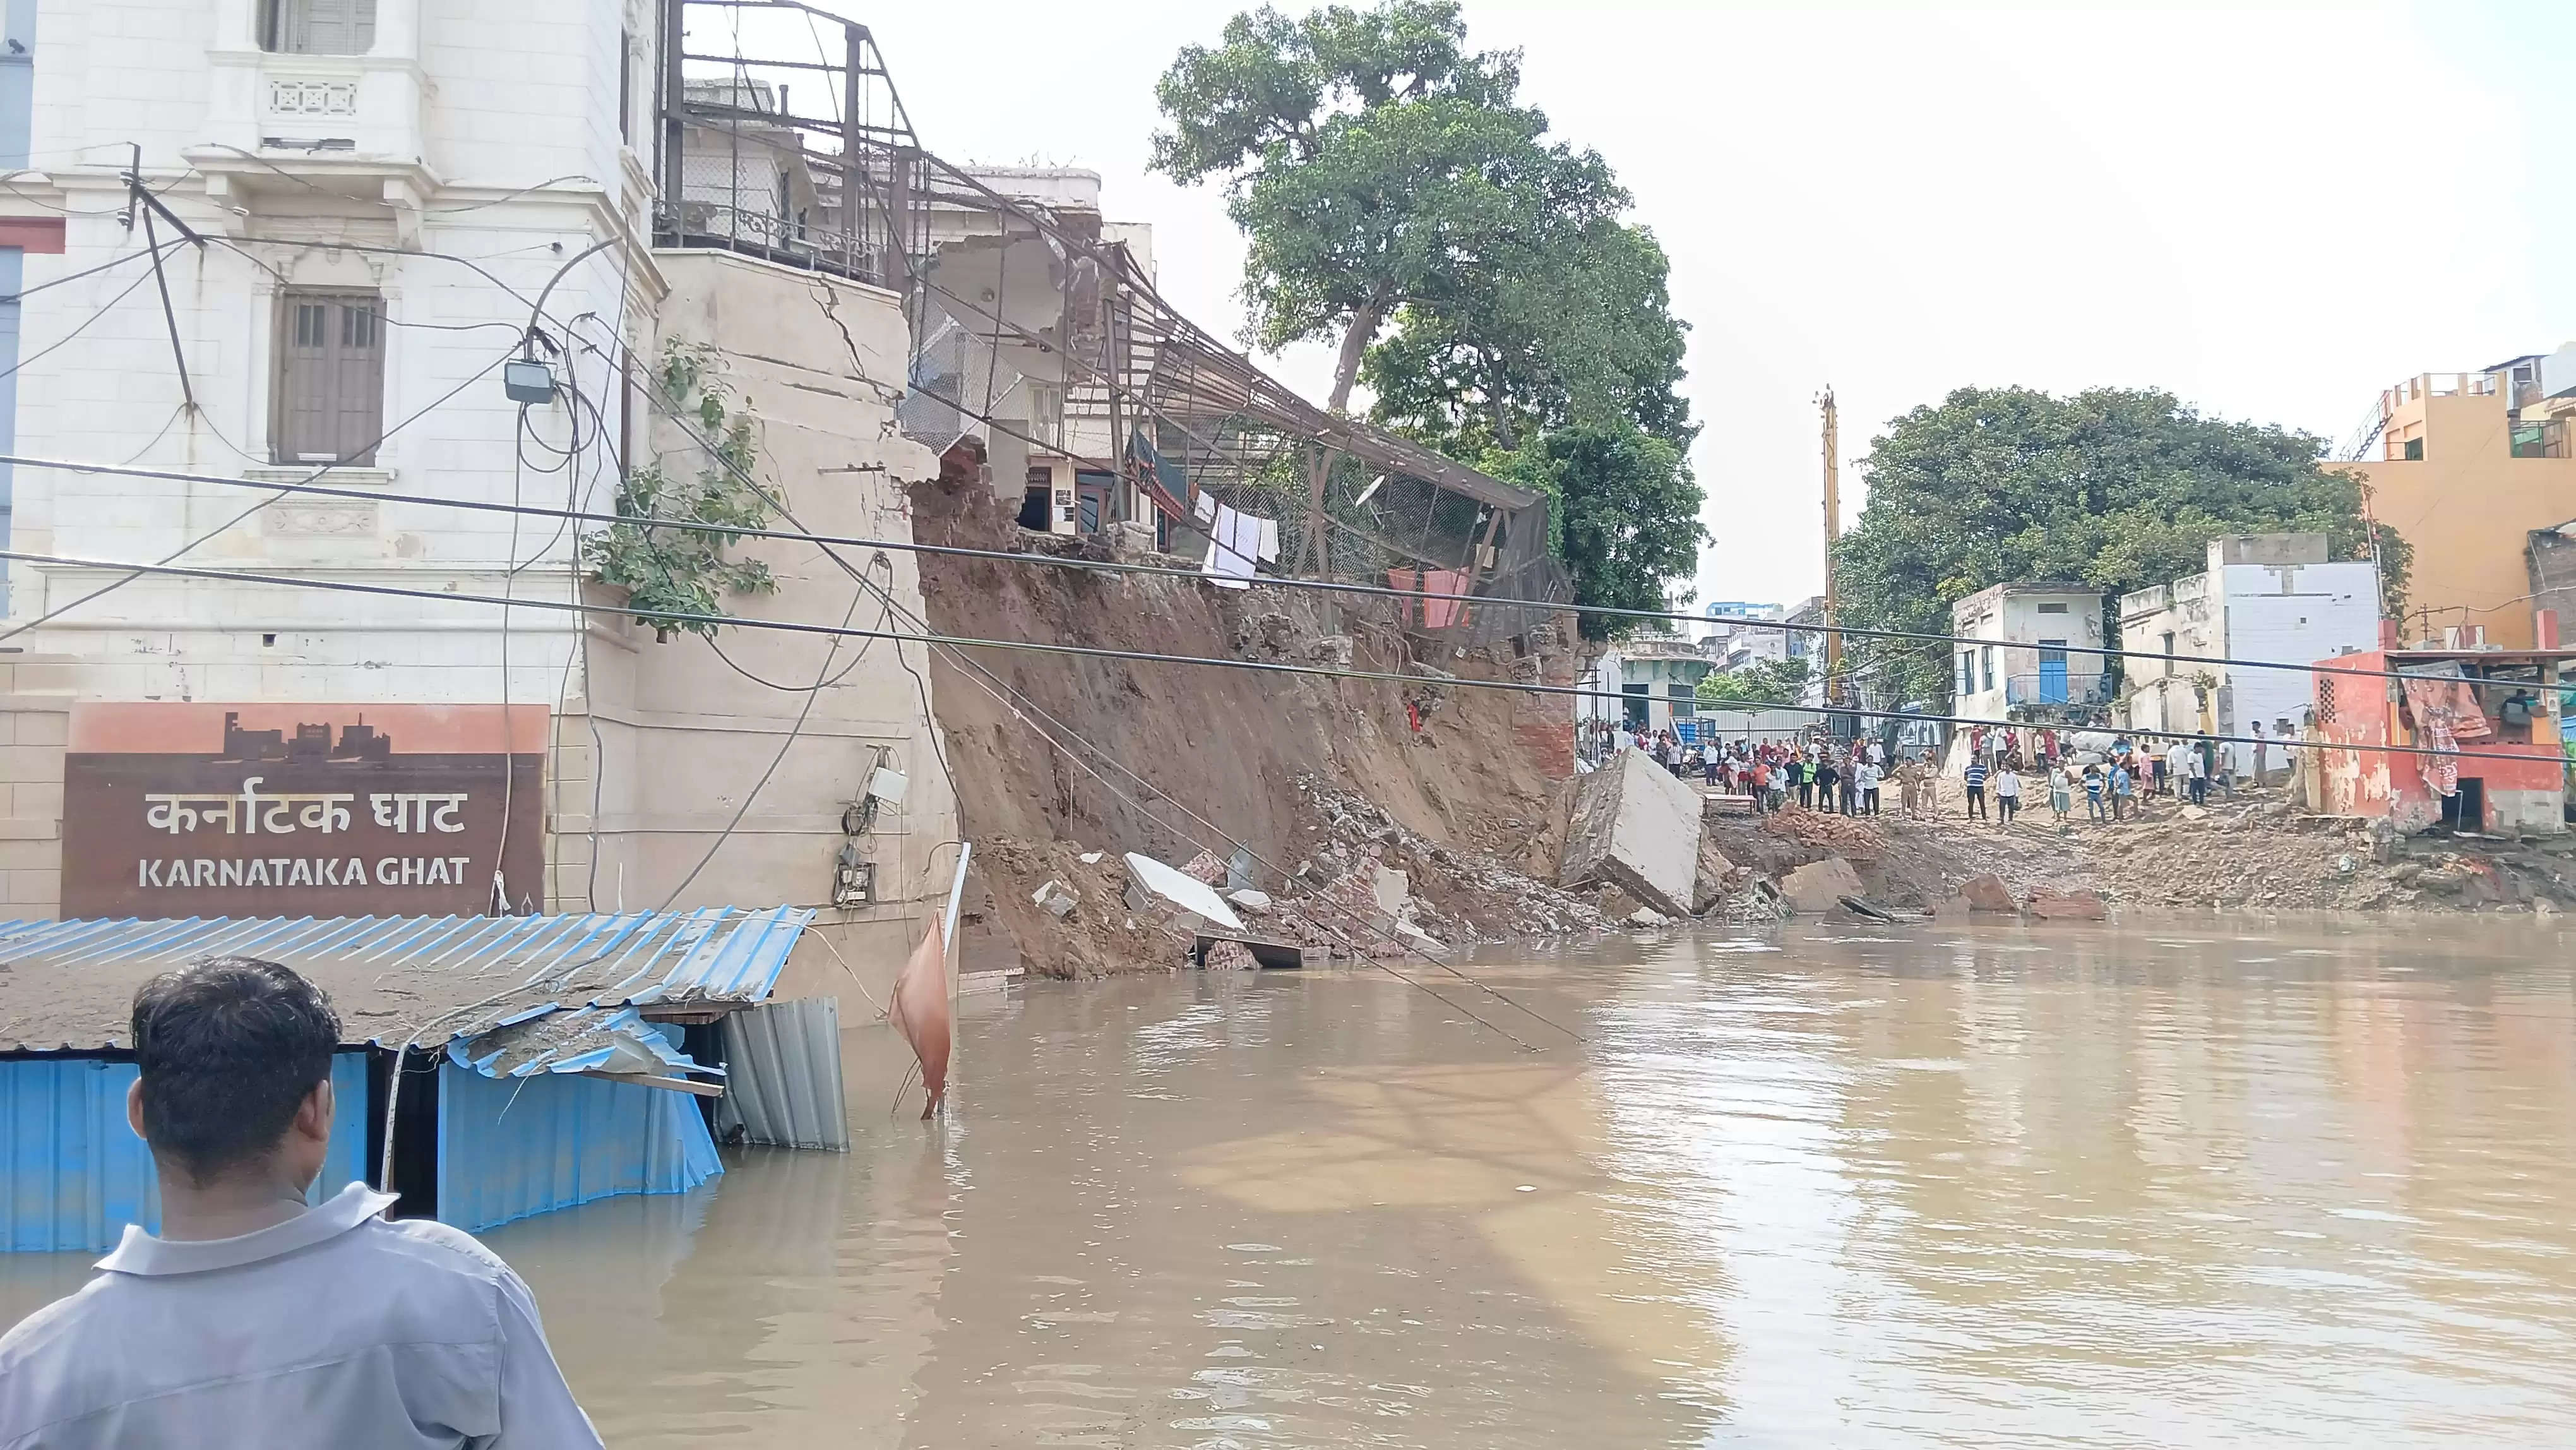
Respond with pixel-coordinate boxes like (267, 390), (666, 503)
(61, 702), (547, 918)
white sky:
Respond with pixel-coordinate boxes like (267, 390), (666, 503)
(847, 0), (2575, 610)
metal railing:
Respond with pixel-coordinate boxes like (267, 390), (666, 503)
(2003, 671), (2114, 708)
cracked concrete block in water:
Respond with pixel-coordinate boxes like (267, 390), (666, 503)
(1779, 856), (1864, 914)
(1370, 865), (1410, 918)
(1558, 750), (1703, 918)
(1960, 873), (2018, 913)
(2026, 886), (2107, 920)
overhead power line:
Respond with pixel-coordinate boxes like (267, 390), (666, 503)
(2, 545), (2560, 770)
(3, 450), (2550, 697)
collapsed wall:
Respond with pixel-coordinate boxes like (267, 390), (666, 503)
(907, 477), (1585, 977)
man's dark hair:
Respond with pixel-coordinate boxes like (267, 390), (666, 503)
(130, 957), (342, 1184)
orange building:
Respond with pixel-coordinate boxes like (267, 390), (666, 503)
(2339, 349), (2576, 649)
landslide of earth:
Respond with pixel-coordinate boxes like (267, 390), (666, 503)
(908, 477), (1584, 978)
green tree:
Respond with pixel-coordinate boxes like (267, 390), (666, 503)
(582, 343), (778, 642)
(1696, 656), (1811, 708)
(1151, 1), (1613, 413)
(1486, 423), (1705, 642)
(1363, 217), (1691, 455)
(1834, 386), (2409, 706)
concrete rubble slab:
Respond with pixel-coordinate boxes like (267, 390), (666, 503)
(1779, 856), (1865, 914)
(1125, 853), (1246, 933)
(2027, 887), (2107, 920)
(1960, 873), (2018, 913)
(1370, 865), (1410, 917)
(1559, 750), (1705, 919)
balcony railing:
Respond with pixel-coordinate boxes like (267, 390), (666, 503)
(2511, 419), (2570, 460)
(2003, 671), (2114, 709)
(2379, 371), (2502, 417)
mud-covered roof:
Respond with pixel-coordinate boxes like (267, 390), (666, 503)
(0, 908), (811, 1078)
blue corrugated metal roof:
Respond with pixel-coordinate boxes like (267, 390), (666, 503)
(0, 908), (816, 1067)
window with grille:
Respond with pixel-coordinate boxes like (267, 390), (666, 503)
(2316, 674), (2338, 724)
(274, 292), (385, 465)
(264, 0), (377, 55)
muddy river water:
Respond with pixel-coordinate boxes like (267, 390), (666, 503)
(11, 916), (2576, 1445)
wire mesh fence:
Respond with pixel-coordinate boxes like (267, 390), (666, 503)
(658, 0), (1570, 647)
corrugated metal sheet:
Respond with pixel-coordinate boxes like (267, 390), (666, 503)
(0, 1053), (369, 1254)
(0, 908), (814, 1077)
(713, 997), (848, 1151)
(0, 1058), (155, 1254)
(436, 1046), (722, 1235)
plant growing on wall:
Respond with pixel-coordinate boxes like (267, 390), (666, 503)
(583, 342), (778, 641)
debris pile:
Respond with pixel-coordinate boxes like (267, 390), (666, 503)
(2085, 798), (2576, 911)
(966, 836), (1202, 980)
(1279, 775), (1610, 950)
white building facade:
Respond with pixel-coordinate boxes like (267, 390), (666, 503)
(0, 0), (957, 1024)
(2120, 533), (2380, 777)
(1949, 581), (2108, 732)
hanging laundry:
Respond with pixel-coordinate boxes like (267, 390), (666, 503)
(1255, 516), (1280, 563)
(1201, 502), (1262, 589)
(1192, 491), (1217, 524)
(2399, 666), (2491, 798)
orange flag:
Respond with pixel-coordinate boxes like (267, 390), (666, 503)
(888, 918), (952, 1119)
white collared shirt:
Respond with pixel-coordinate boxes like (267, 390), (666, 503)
(0, 1183), (600, 1449)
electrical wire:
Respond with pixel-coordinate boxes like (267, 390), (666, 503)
(0, 347), (526, 647)
(0, 265), (159, 390)
(659, 579), (884, 910)
(4, 544), (2559, 770)
(0, 238), (182, 304)
(24, 450), (2551, 698)
(499, 312), (1552, 1043)
(0, 227), (628, 650)
(194, 145), (599, 215)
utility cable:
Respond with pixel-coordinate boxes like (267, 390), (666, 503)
(12, 547), (2548, 773)
(23, 450), (2555, 698)
(0, 237), (182, 303)
(0, 347), (525, 647)
(598, 323), (1571, 1041)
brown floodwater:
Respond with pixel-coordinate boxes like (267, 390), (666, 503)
(10, 915), (2576, 1445)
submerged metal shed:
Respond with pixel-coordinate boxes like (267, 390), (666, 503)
(0, 907), (815, 1250)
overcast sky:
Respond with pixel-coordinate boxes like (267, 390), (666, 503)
(844, 1), (2573, 610)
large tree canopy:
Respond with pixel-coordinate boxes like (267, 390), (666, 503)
(1696, 656), (1811, 708)
(1363, 216), (1691, 456)
(1152, 1), (1619, 412)
(1155, 1), (1705, 635)
(1835, 386), (2408, 707)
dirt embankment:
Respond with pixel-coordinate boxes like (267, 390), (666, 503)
(1712, 783), (2576, 918)
(910, 479), (1589, 978)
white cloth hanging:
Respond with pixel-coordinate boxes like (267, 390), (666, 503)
(1201, 503), (1258, 589)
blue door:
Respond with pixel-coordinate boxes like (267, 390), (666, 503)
(2038, 640), (2068, 704)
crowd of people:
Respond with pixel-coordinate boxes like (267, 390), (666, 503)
(1587, 717), (2239, 829)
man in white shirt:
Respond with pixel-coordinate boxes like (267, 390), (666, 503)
(1992, 764), (2024, 824)
(0, 957), (600, 1449)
